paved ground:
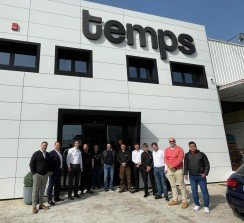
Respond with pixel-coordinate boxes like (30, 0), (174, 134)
(0, 183), (243, 223)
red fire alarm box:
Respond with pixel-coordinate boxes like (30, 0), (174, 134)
(11, 23), (19, 31)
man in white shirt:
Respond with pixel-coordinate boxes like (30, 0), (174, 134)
(152, 142), (169, 201)
(132, 143), (143, 193)
(67, 140), (83, 200)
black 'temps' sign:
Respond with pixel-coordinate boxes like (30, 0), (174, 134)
(82, 10), (196, 61)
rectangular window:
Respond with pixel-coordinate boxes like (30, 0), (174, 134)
(0, 38), (40, 72)
(55, 46), (92, 78)
(126, 55), (159, 84)
(170, 61), (208, 88)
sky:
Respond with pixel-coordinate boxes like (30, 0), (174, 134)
(87, 0), (244, 43)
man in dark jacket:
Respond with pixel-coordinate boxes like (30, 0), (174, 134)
(102, 143), (116, 191)
(117, 143), (133, 193)
(47, 141), (64, 205)
(141, 143), (156, 197)
(29, 141), (51, 214)
(184, 141), (210, 214)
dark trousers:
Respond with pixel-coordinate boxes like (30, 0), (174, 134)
(68, 164), (81, 196)
(47, 169), (61, 201)
(119, 165), (132, 190)
(133, 164), (143, 190)
(189, 175), (210, 207)
(63, 163), (68, 186)
(92, 167), (101, 188)
(142, 167), (156, 195)
(80, 168), (92, 192)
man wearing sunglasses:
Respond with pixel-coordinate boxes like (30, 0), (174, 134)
(164, 137), (187, 209)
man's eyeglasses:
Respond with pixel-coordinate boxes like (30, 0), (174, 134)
(169, 141), (175, 143)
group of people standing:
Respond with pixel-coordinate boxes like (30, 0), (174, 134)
(29, 137), (210, 215)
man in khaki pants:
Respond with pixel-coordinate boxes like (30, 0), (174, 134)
(164, 137), (187, 209)
(29, 141), (52, 214)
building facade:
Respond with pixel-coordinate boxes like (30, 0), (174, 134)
(0, 0), (232, 199)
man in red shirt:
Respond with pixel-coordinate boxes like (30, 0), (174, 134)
(164, 137), (187, 209)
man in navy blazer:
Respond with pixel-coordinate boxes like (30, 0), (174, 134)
(47, 141), (64, 205)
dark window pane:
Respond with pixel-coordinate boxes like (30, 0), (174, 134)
(0, 52), (10, 65)
(14, 54), (36, 67)
(184, 73), (193, 84)
(173, 72), (183, 83)
(62, 125), (82, 148)
(75, 60), (87, 73)
(140, 68), (147, 79)
(129, 66), (137, 78)
(59, 59), (71, 71)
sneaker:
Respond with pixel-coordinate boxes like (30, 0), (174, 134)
(39, 204), (49, 210)
(32, 207), (38, 214)
(181, 202), (188, 209)
(204, 207), (210, 214)
(155, 195), (162, 199)
(109, 187), (115, 191)
(165, 196), (170, 202)
(168, 200), (178, 206)
(193, 205), (200, 211)
(48, 200), (55, 206)
(104, 188), (109, 192)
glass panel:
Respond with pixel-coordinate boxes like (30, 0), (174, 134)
(0, 52), (10, 65)
(172, 72), (183, 83)
(14, 54), (36, 68)
(75, 60), (87, 73)
(62, 125), (82, 148)
(59, 59), (71, 71)
(107, 126), (123, 149)
(140, 68), (147, 79)
(184, 73), (193, 84)
(129, 66), (137, 78)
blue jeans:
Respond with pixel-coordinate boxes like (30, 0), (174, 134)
(104, 164), (114, 189)
(189, 175), (210, 207)
(154, 166), (168, 196)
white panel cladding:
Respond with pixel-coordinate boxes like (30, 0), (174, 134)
(0, 0), (232, 199)
(0, 158), (17, 178)
(208, 39), (244, 86)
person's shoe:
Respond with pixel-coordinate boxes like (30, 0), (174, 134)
(165, 196), (170, 202)
(32, 207), (38, 214)
(119, 189), (126, 193)
(54, 198), (64, 202)
(39, 204), (49, 210)
(104, 188), (109, 192)
(109, 187), (115, 191)
(152, 192), (156, 196)
(193, 205), (200, 211)
(132, 189), (139, 193)
(181, 202), (188, 209)
(144, 193), (149, 198)
(87, 190), (94, 194)
(48, 200), (55, 206)
(68, 196), (74, 200)
(155, 195), (162, 199)
(74, 194), (81, 198)
(168, 200), (178, 206)
(204, 207), (210, 214)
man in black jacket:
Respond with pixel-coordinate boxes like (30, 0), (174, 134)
(184, 141), (210, 214)
(29, 141), (51, 214)
(117, 143), (133, 193)
(102, 143), (116, 191)
(47, 141), (64, 205)
(141, 143), (156, 197)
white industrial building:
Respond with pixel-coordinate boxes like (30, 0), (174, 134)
(0, 0), (243, 199)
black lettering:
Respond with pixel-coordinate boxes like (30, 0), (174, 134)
(178, 34), (196, 55)
(127, 24), (158, 49)
(82, 9), (102, 40)
(158, 30), (178, 60)
(104, 20), (126, 44)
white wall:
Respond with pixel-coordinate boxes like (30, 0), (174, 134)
(0, 0), (231, 199)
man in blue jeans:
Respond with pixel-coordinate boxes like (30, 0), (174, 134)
(152, 142), (169, 201)
(184, 141), (210, 214)
(102, 143), (116, 191)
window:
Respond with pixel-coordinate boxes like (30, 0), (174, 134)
(0, 38), (40, 72)
(126, 55), (158, 84)
(170, 61), (208, 88)
(55, 46), (92, 77)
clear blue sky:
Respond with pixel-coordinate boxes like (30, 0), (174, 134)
(88, 0), (243, 43)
